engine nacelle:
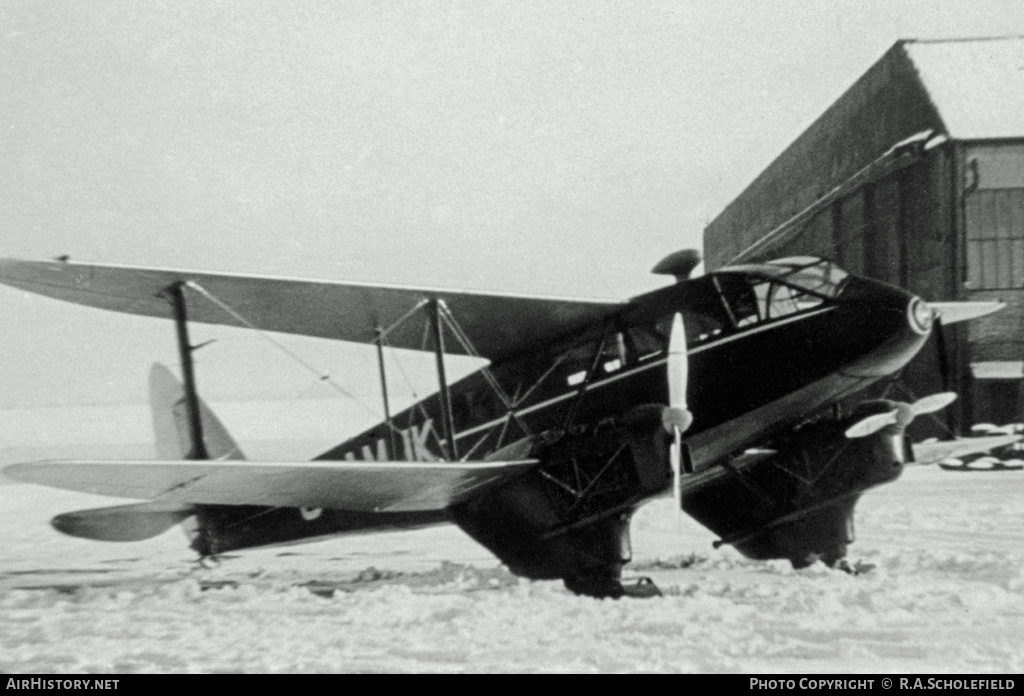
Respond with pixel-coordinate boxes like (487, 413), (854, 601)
(450, 410), (670, 597)
(683, 404), (908, 568)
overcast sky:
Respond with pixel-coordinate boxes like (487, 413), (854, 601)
(1, 0), (1022, 413)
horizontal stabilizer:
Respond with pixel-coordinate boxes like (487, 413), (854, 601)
(50, 501), (195, 542)
(4, 458), (538, 513)
(912, 435), (1022, 465)
(0, 258), (620, 362)
(931, 301), (1005, 324)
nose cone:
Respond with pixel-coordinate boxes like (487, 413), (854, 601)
(907, 297), (935, 336)
(842, 296), (933, 378)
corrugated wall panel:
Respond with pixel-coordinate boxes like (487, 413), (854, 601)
(898, 153), (955, 301)
(836, 193), (866, 272)
(1014, 238), (1024, 289)
(965, 189), (1024, 289)
(868, 177), (902, 285)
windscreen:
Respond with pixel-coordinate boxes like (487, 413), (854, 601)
(714, 257), (848, 327)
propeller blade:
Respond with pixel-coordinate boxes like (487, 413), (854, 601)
(847, 392), (958, 439)
(662, 313), (694, 433)
(665, 313), (692, 523)
(910, 392), (957, 416)
(667, 313), (688, 412)
(845, 410), (899, 438)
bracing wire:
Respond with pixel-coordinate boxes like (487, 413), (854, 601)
(438, 303), (512, 410)
(376, 329), (422, 415)
(183, 280), (383, 421)
(436, 300), (535, 445)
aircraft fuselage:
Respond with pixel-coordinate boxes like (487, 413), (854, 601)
(321, 258), (930, 474)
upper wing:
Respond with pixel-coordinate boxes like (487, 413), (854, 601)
(3, 458), (536, 513)
(0, 258), (622, 362)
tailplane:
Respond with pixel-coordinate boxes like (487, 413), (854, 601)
(50, 501), (194, 541)
(37, 363), (245, 542)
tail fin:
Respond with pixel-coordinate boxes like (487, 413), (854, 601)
(149, 363), (245, 461)
(149, 363), (246, 551)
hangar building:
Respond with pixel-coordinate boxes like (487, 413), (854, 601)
(703, 37), (1024, 432)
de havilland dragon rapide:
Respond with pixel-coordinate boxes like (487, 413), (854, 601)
(1, 240), (1009, 599)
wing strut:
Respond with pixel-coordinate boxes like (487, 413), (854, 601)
(430, 299), (458, 460)
(374, 328), (398, 459)
(161, 282), (208, 460)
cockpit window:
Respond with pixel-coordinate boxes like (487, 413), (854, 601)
(715, 257), (847, 327)
(760, 257), (849, 298)
(751, 280), (824, 322)
(620, 258), (849, 361)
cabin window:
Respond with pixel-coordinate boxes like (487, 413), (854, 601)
(631, 309), (725, 356)
(626, 326), (665, 361)
(676, 311), (726, 342)
(559, 332), (629, 387)
(716, 274), (761, 327)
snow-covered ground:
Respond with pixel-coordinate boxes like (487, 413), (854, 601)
(2, 466), (1023, 673)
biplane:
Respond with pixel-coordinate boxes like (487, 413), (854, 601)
(0, 251), (1005, 597)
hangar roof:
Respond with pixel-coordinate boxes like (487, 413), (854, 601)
(907, 37), (1024, 140)
(703, 36), (1024, 270)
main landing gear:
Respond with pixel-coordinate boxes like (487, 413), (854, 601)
(831, 559), (876, 575)
(624, 577), (664, 598)
(790, 546), (876, 575)
(563, 573), (663, 599)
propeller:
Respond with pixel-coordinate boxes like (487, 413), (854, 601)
(844, 392), (958, 439)
(662, 314), (694, 522)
